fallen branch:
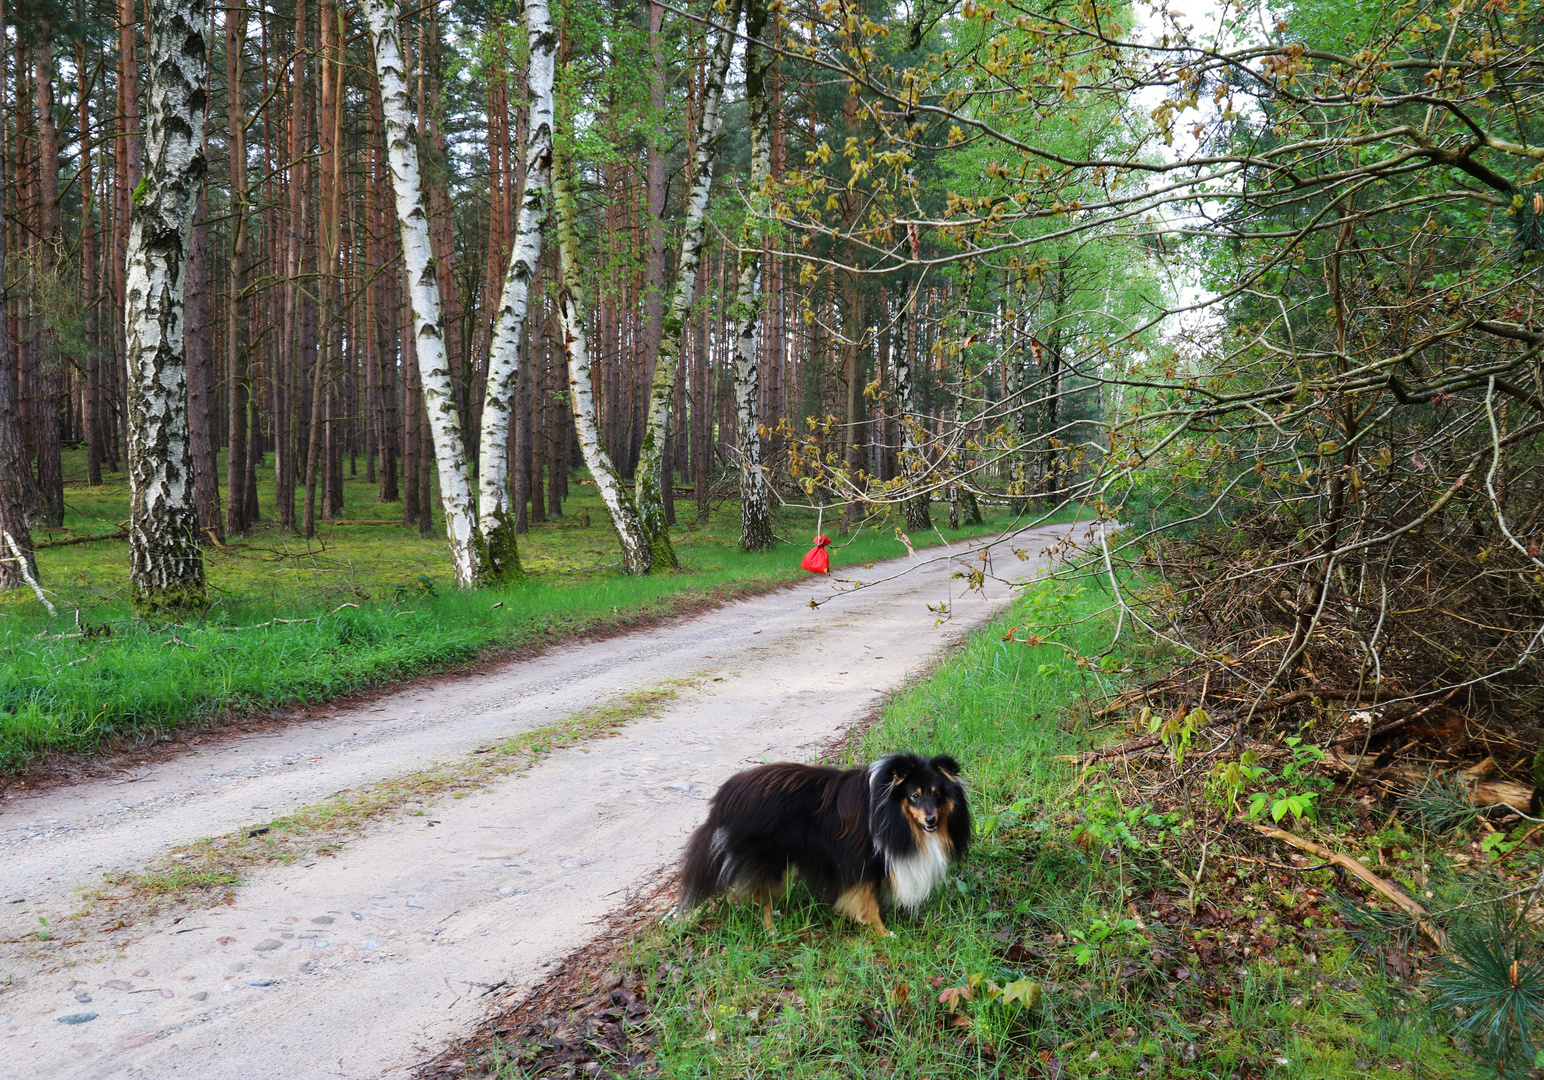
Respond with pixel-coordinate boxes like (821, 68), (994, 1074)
(319, 519), (425, 526)
(1490, 820), (1544, 867)
(1092, 687), (1158, 718)
(222, 602), (362, 631)
(1248, 822), (1448, 949)
(1091, 677), (1195, 718)
(1054, 734), (1166, 765)
(33, 528), (129, 549)
(1255, 687), (1387, 715)
(2, 531), (57, 615)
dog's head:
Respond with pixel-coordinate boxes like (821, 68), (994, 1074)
(869, 753), (967, 838)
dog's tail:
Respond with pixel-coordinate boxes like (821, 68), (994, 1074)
(678, 817), (728, 910)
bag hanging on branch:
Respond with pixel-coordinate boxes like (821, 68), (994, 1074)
(801, 535), (831, 575)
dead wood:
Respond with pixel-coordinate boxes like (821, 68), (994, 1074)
(33, 529), (128, 549)
(1248, 822), (1449, 950)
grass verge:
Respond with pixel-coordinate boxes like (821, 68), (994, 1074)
(461, 581), (1461, 1080)
(3, 447), (1075, 773)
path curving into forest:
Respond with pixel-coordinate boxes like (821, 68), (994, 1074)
(0, 523), (1087, 1079)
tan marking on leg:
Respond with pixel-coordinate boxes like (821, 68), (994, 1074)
(746, 872), (789, 931)
(835, 881), (888, 935)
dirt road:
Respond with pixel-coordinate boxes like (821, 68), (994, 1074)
(0, 525), (1077, 1078)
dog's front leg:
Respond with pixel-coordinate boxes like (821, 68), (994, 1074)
(835, 882), (889, 935)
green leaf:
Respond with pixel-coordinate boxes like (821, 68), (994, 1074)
(1000, 979), (1042, 1007)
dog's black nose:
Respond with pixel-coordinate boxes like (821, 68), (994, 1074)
(924, 815), (937, 829)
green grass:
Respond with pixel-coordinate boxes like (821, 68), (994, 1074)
(615, 581), (1455, 1080)
(1, 448), (1072, 772)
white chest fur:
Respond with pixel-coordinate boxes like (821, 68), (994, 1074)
(885, 831), (950, 910)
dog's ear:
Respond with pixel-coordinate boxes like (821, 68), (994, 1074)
(930, 755), (962, 784)
(869, 754), (912, 794)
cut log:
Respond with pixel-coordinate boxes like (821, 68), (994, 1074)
(1323, 750), (1534, 809)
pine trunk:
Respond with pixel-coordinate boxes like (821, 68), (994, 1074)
(0, 0), (32, 592)
(186, 186), (222, 539)
(224, 3), (251, 534)
(125, 0), (209, 614)
(33, 24), (64, 528)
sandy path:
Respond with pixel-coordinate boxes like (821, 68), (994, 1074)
(0, 526), (1074, 1078)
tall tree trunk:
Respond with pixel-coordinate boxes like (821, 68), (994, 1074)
(319, 0), (345, 520)
(33, 21), (64, 528)
(116, 0), (142, 474)
(899, 282), (931, 530)
(0, 0), (34, 591)
(423, 4), (469, 462)
(692, 272), (710, 524)
(224, 1), (252, 534)
(732, 0), (774, 551)
(363, 0), (487, 585)
(476, 0), (555, 585)
(635, 0), (738, 569)
(553, 107), (650, 576)
(77, 23), (103, 489)
(125, 0), (209, 614)
(841, 272), (865, 531)
(187, 185), (222, 539)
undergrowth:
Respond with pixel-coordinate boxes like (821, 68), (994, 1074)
(610, 582), (1457, 1080)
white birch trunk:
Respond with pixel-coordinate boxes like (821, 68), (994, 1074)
(363, 0), (488, 587)
(476, 0), (556, 584)
(125, 0), (209, 613)
(553, 134), (652, 576)
(731, 0), (774, 551)
(634, 0), (741, 569)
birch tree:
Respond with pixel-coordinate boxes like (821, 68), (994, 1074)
(553, 116), (652, 577)
(124, 0), (209, 614)
(730, 0), (773, 551)
(634, 0), (741, 570)
(363, 0), (489, 587)
(476, 0), (556, 584)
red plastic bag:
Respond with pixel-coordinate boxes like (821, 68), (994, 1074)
(801, 535), (831, 574)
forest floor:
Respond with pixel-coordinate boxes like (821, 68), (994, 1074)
(0, 518), (1092, 1079)
(2, 449), (1064, 773)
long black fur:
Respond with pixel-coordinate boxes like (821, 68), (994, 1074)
(679, 753), (970, 917)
